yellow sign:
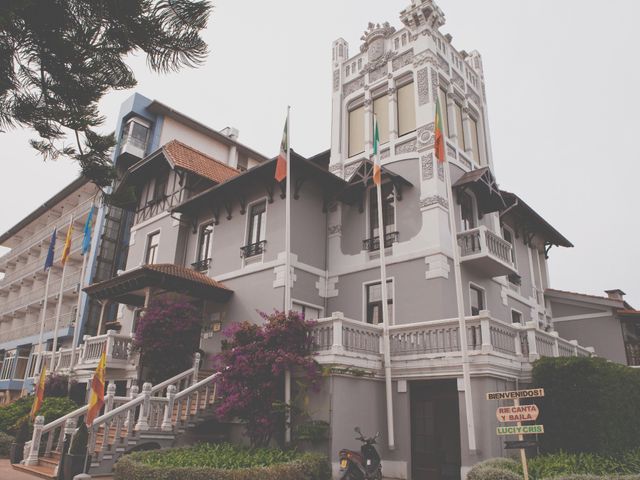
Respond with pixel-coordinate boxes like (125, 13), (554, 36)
(486, 388), (544, 400)
(497, 425), (544, 436)
(496, 405), (540, 423)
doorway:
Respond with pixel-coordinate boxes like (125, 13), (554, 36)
(410, 380), (461, 480)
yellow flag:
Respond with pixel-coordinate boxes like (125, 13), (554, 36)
(30, 365), (46, 420)
(61, 222), (73, 266)
(86, 350), (106, 426)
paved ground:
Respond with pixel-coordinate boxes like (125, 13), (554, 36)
(0, 459), (114, 480)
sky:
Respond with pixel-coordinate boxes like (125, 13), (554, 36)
(1, 0), (638, 306)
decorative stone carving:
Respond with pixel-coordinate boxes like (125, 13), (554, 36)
(437, 54), (450, 74)
(344, 77), (364, 97)
(420, 195), (449, 210)
(344, 161), (361, 179)
(437, 161), (444, 181)
(452, 70), (465, 89)
(329, 164), (343, 176)
(421, 153), (434, 180)
(364, 98), (372, 108)
(328, 225), (342, 236)
(392, 49), (414, 71)
(369, 64), (388, 83)
(388, 86), (397, 97)
(417, 68), (429, 106)
(413, 49), (438, 68)
(417, 123), (435, 151)
(381, 149), (391, 160)
(459, 153), (472, 169)
(333, 70), (340, 92)
(395, 139), (417, 154)
(431, 69), (439, 102)
(362, 50), (396, 74)
(467, 89), (481, 107)
(446, 142), (457, 159)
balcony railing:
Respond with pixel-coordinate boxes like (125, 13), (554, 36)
(362, 231), (399, 252)
(240, 240), (266, 259)
(457, 226), (517, 277)
(310, 312), (594, 373)
(191, 258), (211, 273)
(0, 199), (92, 268)
(135, 190), (183, 224)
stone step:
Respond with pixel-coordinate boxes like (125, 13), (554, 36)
(12, 462), (57, 480)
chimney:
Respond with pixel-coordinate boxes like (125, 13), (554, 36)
(605, 289), (626, 301)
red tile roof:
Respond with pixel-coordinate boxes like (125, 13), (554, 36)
(163, 140), (239, 184)
(144, 264), (232, 291)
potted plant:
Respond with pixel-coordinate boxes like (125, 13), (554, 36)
(62, 422), (89, 480)
(9, 417), (30, 464)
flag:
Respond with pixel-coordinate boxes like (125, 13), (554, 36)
(81, 207), (94, 255)
(435, 98), (446, 163)
(373, 115), (382, 186)
(44, 229), (57, 271)
(86, 350), (106, 426)
(29, 365), (46, 420)
(274, 115), (288, 182)
(60, 222), (73, 266)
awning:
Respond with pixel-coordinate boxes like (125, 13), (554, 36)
(339, 159), (413, 206)
(452, 167), (505, 215)
(83, 264), (233, 307)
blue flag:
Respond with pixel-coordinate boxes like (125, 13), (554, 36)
(81, 207), (94, 255)
(44, 229), (57, 271)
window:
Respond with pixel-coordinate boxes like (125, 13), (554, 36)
(470, 285), (484, 316)
(153, 172), (169, 203)
(129, 121), (150, 149)
(247, 201), (266, 245)
(502, 227), (517, 267)
(145, 232), (160, 265)
(453, 101), (466, 150)
(348, 106), (365, 157)
(373, 95), (390, 145)
(469, 116), (482, 164)
(438, 87), (449, 137)
(366, 281), (393, 325)
(292, 303), (321, 320)
(397, 83), (416, 136)
(369, 183), (395, 239)
(460, 191), (476, 231)
(196, 222), (214, 268)
(511, 310), (523, 324)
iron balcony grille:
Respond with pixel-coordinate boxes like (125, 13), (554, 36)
(362, 231), (399, 252)
(191, 258), (212, 272)
(240, 240), (267, 258)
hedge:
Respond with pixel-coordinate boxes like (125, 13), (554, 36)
(467, 458), (522, 480)
(532, 357), (640, 454)
(114, 443), (331, 480)
(0, 432), (14, 457)
(0, 396), (79, 435)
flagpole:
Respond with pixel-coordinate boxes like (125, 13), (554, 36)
(34, 267), (53, 379)
(50, 214), (73, 371)
(69, 203), (95, 373)
(443, 160), (477, 452)
(373, 116), (396, 451)
(284, 106), (292, 445)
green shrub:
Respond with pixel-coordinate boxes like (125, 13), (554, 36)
(532, 357), (640, 454)
(0, 396), (79, 435)
(528, 450), (640, 479)
(114, 443), (330, 480)
(0, 432), (15, 457)
(468, 458), (522, 480)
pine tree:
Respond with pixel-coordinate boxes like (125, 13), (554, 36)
(0, 0), (212, 187)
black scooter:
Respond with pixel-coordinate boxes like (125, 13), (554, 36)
(338, 427), (382, 480)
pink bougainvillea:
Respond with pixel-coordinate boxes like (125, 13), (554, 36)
(214, 310), (320, 447)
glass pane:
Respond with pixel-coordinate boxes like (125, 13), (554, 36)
(349, 107), (365, 157)
(470, 117), (481, 164)
(373, 95), (390, 145)
(130, 122), (149, 143)
(438, 88), (449, 137)
(454, 102), (465, 150)
(397, 83), (416, 136)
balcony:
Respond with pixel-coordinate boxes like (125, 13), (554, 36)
(240, 240), (266, 259)
(0, 312), (75, 346)
(362, 231), (399, 252)
(310, 312), (593, 378)
(191, 258), (211, 273)
(135, 190), (183, 224)
(457, 226), (517, 277)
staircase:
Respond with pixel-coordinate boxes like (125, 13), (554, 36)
(13, 354), (219, 479)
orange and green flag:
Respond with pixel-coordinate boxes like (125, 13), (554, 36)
(435, 98), (446, 163)
(373, 115), (381, 186)
(60, 222), (73, 266)
(274, 114), (289, 182)
(86, 349), (106, 426)
(30, 365), (46, 420)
